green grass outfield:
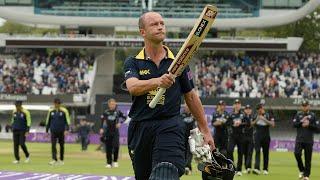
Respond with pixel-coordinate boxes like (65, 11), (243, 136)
(0, 140), (319, 180)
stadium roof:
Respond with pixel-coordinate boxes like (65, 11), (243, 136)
(0, 0), (319, 29)
(0, 34), (303, 51)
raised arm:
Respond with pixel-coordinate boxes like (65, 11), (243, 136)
(126, 74), (174, 96)
(124, 57), (174, 96)
(126, 78), (159, 96)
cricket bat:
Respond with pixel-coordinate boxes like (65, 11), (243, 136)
(149, 4), (218, 108)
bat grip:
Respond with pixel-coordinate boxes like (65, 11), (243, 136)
(148, 87), (166, 108)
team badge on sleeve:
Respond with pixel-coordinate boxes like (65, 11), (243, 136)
(187, 70), (193, 80)
(125, 70), (131, 78)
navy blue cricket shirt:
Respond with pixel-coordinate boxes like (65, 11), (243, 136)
(124, 46), (194, 121)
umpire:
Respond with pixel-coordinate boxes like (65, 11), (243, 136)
(293, 100), (319, 180)
(46, 98), (70, 165)
(11, 100), (31, 164)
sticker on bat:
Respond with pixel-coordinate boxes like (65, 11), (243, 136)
(205, 9), (217, 19)
(194, 19), (208, 37)
(170, 44), (194, 74)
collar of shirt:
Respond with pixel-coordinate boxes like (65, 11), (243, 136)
(135, 45), (175, 61)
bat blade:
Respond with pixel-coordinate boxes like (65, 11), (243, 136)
(149, 5), (218, 108)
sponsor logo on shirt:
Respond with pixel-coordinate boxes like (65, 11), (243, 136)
(146, 88), (165, 105)
(139, 69), (151, 76)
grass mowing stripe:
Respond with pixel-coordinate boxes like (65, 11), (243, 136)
(0, 140), (319, 180)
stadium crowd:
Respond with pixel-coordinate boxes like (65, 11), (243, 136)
(195, 52), (320, 98)
(0, 50), (93, 94)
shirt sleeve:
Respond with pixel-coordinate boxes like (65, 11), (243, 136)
(226, 115), (233, 126)
(244, 116), (251, 127)
(11, 111), (15, 125)
(211, 113), (217, 125)
(268, 112), (275, 122)
(178, 65), (194, 94)
(293, 112), (301, 128)
(309, 113), (319, 131)
(45, 110), (52, 133)
(60, 107), (70, 131)
(124, 57), (139, 80)
(24, 109), (32, 132)
(118, 110), (127, 123)
(100, 114), (105, 129)
(118, 110), (126, 119)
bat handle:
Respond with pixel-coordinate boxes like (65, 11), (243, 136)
(149, 88), (166, 108)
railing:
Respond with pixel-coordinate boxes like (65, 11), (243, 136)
(1, 33), (142, 39)
(2, 33), (289, 41)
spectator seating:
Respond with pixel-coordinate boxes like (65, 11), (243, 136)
(0, 50), (94, 94)
(195, 52), (320, 98)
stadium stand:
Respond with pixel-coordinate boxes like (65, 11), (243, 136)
(34, 0), (259, 18)
(0, 50), (94, 94)
(195, 52), (320, 99)
(262, 0), (305, 9)
(1, 0), (316, 29)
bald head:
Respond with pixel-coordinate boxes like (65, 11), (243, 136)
(138, 11), (166, 43)
(138, 11), (162, 29)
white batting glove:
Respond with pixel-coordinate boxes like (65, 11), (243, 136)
(188, 128), (212, 163)
(123, 117), (131, 125)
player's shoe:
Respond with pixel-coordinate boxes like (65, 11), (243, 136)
(48, 160), (57, 165)
(299, 172), (304, 179)
(243, 168), (251, 174)
(105, 164), (112, 168)
(12, 160), (19, 164)
(236, 171), (242, 176)
(112, 162), (118, 168)
(185, 167), (192, 175)
(263, 170), (269, 175)
(303, 177), (309, 180)
(58, 161), (64, 165)
(253, 169), (260, 175)
(24, 157), (30, 163)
